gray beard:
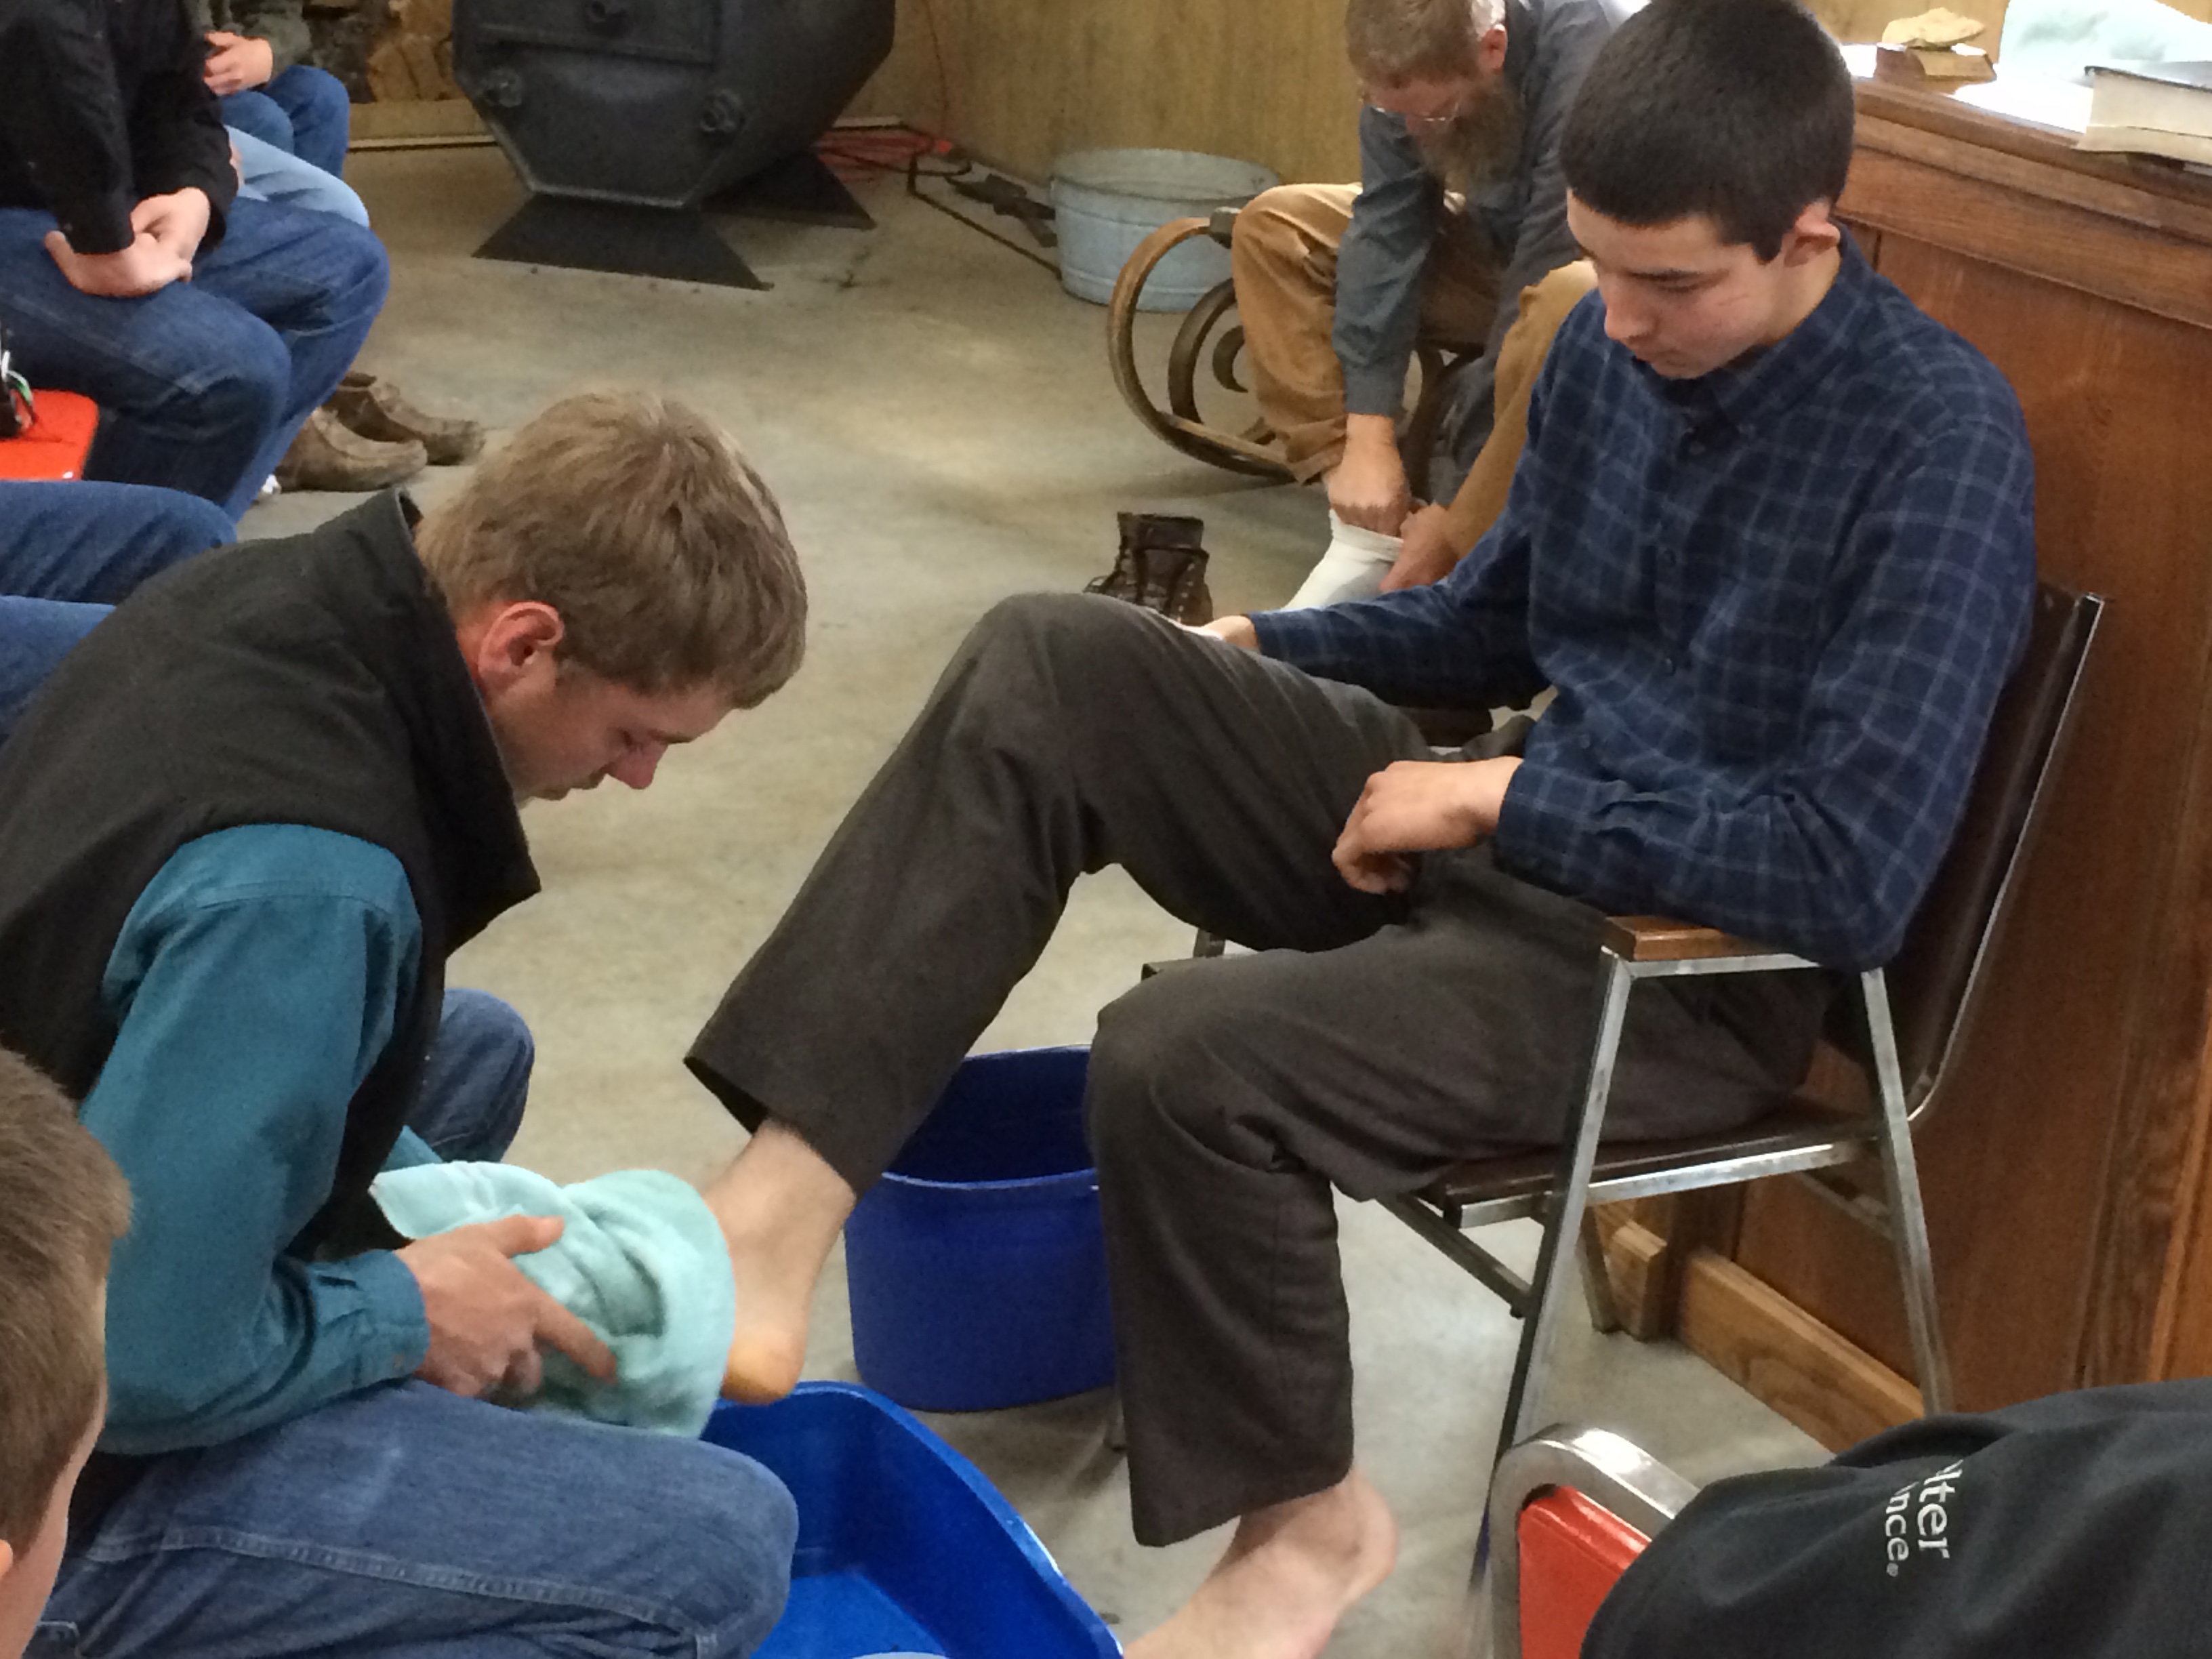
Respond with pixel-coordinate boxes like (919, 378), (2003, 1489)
(1412, 82), (1526, 195)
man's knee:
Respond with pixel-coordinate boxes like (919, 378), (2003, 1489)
(283, 65), (353, 124)
(190, 326), (293, 439)
(418, 989), (534, 1161)
(1511, 260), (1600, 341)
(644, 1442), (799, 1650)
(961, 590), (1164, 694)
(1230, 185), (1338, 294)
(148, 490), (237, 562)
(1088, 969), (1253, 1170)
(318, 213), (392, 315)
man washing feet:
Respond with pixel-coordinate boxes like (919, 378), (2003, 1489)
(0, 394), (808, 1658)
(688, 2), (2037, 1652)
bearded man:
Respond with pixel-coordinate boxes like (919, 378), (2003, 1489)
(1233, 0), (1624, 603)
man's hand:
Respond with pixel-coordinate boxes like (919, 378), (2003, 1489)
(1326, 414), (1412, 535)
(204, 30), (276, 94)
(41, 230), (192, 297)
(1196, 615), (1259, 650)
(1333, 756), (1521, 893)
(1380, 504), (1465, 592)
(131, 188), (212, 266)
(398, 1214), (617, 1401)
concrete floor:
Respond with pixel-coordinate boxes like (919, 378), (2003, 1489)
(247, 146), (1822, 1656)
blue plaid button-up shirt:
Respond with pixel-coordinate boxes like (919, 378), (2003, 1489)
(1252, 237), (2037, 970)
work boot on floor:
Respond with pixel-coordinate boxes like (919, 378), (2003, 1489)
(1085, 512), (1213, 626)
(331, 370), (485, 465)
(274, 406), (428, 493)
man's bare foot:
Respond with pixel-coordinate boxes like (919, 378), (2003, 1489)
(1126, 1469), (1399, 1659)
(704, 1122), (857, 1403)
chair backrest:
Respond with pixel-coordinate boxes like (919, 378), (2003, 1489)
(1885, 582), (2102, 1111)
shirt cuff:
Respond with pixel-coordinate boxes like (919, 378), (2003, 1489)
(1249, 606), (1343, 674)
(1492, 750), (1632, 900)
(54, 189), (137, 255)
(342, 1248), (432, 1383)
(1340, 361), (1408, 419)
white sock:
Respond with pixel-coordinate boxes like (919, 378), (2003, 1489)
(1286, 510), (1400, 609)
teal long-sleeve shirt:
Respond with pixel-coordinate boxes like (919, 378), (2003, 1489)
(84, 822), (435, 1455)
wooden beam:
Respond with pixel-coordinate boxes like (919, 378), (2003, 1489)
(1679, 1249), (1921, 1451)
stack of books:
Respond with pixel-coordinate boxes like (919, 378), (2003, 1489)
(2081, 60), (2212, 168)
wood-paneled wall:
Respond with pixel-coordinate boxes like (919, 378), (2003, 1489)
(844, 0), (1364, 184)
(844, 0), (2212, 186)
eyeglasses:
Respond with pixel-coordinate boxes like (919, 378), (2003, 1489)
(1362, 93), (1473, 132)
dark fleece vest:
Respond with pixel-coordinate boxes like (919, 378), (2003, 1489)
(0, 493), (540, 1531)
(0, 492), (539, 1239)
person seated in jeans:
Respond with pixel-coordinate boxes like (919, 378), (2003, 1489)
(194, 0), (485, 488)
(194, 0), (351, 181)
(0, 0), (386, 518)
(0, 479), (234, 743)
(679, 3), (2038, 1654)
(0, 395), (810, 1659)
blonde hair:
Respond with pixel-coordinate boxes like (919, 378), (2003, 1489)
(1347, 0), (1505, 83)
(0, 1049), (129, 1547)
(415, 392), (808, 708)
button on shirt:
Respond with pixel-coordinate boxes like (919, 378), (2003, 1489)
(1253, 237), (2037, 969)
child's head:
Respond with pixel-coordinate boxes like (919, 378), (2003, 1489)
(0, 1050), (129, 1659)
(1561, 0), (1854, 378)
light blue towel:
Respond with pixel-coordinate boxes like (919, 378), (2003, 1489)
(370, 1163), (735, 1436)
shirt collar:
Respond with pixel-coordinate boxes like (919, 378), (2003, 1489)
(1639, 228), (1875, 435)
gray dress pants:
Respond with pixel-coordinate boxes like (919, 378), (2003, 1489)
(689, 592), (1826, 1544)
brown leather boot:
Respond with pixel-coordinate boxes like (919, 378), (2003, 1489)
(274, 407), (428, 492)
(331, 371), (485, 465)
(1085, 512), (1213, 626)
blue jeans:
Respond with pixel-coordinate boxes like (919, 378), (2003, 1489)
(222, 65), (352, 179)
(33, 1383), (796, 1658)
(232, 127), (371, 226)
(0, 597), (106, 743)
(0, 479), (233, 742)
(32, 990), (798, 1658)
(0, 197), (388, 519)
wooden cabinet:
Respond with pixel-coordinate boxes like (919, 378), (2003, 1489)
(1677, 82), (2212, 1436)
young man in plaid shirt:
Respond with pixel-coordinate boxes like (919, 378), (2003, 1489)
(687, 2), (2036, 1652)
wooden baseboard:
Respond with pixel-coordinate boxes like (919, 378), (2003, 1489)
(350, 98), (490, 150)
(1679, 1248), (1921, 1450)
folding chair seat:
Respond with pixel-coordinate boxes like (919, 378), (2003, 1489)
(1389, 580), (2102, 1473)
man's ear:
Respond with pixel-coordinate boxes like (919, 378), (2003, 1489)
(0, 1537), (15, 1578)
(1779, 199), (1843, 266)
(457, 601), (566, 698)
(1476, 20), (1508, 74)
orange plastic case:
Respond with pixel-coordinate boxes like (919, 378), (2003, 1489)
(0, 390), (100, 480)
(1518, 1485), (1652, 1659)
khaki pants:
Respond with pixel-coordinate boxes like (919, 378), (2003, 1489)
(1231, 182), (1597, 553)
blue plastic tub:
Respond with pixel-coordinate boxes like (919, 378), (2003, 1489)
(704, 1384), (1120, 1658)
(844, 1047), (1114, 1412)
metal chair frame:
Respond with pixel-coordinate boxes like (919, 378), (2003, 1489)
(1389, 587), (2103, 1470)
(1485, 1425), (1695, 1659)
